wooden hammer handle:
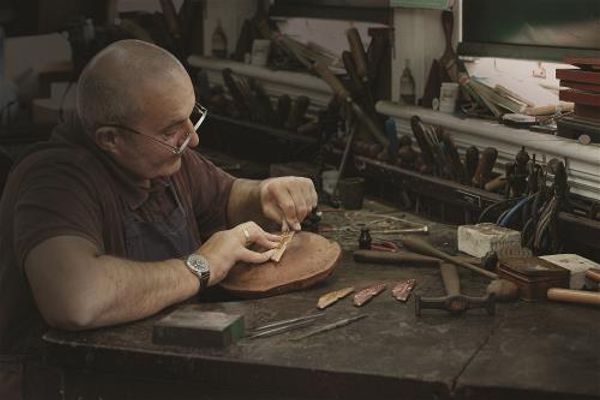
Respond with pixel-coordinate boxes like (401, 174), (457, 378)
(585, 268), (600, 283)
(312, 62), (350, 100)
(346, 28), (369, 81)
(547, 288), (600, 306)
(401, 236), (499, 280)
(353, 250), (441, 266)
(440, 263), (460, 297)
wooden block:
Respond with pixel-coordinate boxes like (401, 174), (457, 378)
(540, 254), (600, 289)
(220, 232), (341, 298)
(457, 223), (530, 258)
(153, 305), (245, 348)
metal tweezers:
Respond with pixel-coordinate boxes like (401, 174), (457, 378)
(245, 313), (326, 340)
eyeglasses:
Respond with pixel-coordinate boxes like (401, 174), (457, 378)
(101, 103), (207, 155)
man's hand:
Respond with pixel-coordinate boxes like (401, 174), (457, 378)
(258, 177), (318, 231)
(197, 221), (281, 286)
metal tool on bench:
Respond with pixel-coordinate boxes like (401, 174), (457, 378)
(416, 263), (496, 316)
(401, 236), (519, 302)
(291, 315), (368, 341)
(246, 313), (325, 339)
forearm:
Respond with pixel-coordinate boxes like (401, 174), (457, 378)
(227, 178), (271, 228)
(25, 236), (200, 331)
(83, 255), (199, 329)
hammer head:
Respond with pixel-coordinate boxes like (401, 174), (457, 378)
(415, 294), (495, 316)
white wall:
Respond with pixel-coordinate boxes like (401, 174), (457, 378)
(391, 7), (452, 104)
(203, 0), (258, 58)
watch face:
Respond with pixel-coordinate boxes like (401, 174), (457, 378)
(187, 254), (209, 275)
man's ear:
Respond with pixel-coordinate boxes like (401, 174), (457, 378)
(94, 127), (121, 153)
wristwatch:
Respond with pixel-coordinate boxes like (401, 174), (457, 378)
(185, 254), (210, 291)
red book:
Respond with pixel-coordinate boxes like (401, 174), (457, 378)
(560, 80), (600, 93)
(563, 57), (600, 71)
(556, 69), (600, 84)
(559, 89), (600, 107)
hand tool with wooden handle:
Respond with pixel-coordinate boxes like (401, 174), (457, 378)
(275, 94), (291, 128)
(401, 236), (498, 279)
(440, 131), (466, 183)
(344, 36), (377, 116)
(252, 82), (275, 125)
(472, 147), (498, 188)
(401, 236), (518, 301)
(346, 28), (369, 84)
(285, 96), (311, 131)
(464, 145), (479, 184)
(410, 116), (436, 174)
(353, 249), (441, 267)
(547, 288), (600, 307)
(222, 68), (249, 118)
(416, 264), (495, 316)
(312, 62), (390, 152)
(159, 0), (181, 40)
(342, 50), (365, 97)
(439, 10), (458, 82)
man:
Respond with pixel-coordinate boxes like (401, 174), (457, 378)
(0, 40), (317, 398)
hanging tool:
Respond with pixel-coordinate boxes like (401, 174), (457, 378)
(222, 68), (249, 118)
(346, 28), (369, 86)
(439, 10), (459, 82)
(312, 62), (391, 157)
(416, 264), (495, 316)
(291, 315), (368, 341)
(285, 96), (311, 131)
(275, 94), (292, 128)
(440, 130), (466, 183)
(464, 145), (480, 185)
(472, 147), (498, 188)
(410, 116), (437, 175)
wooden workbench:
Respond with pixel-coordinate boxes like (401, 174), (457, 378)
(42, 205), (600, 400)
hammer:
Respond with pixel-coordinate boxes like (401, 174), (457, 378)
(416, 263), (495, 316)
(401, 236), (518, 302)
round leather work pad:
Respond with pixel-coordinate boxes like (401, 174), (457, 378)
(220, 232), (341, 298)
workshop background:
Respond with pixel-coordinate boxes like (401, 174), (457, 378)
(1, 0), (600, 399)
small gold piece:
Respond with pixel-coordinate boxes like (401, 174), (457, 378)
(353, 283), (386, 307)
(391, 279), (416, 302)
(317, 287), (355, 310)
(271, 231), (295, 263)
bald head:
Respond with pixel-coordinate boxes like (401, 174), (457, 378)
(77, 40), (190, 135)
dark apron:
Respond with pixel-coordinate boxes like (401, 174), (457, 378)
(122, 181), (199, 261)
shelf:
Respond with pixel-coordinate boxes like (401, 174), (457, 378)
(187, 55), (333, 111)
(376, 101), (600, 201)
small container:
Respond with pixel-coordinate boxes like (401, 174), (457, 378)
(212, 19), (228, 58)
(497, 256), (570, 301)
(358, 227), (372, 250)
(399, 59), (416, 105)
(338, 177), (365, 210)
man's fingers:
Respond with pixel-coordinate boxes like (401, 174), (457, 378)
(239, 248), (275, 264)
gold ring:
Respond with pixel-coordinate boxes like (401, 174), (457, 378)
(242, 227), (251, 245)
